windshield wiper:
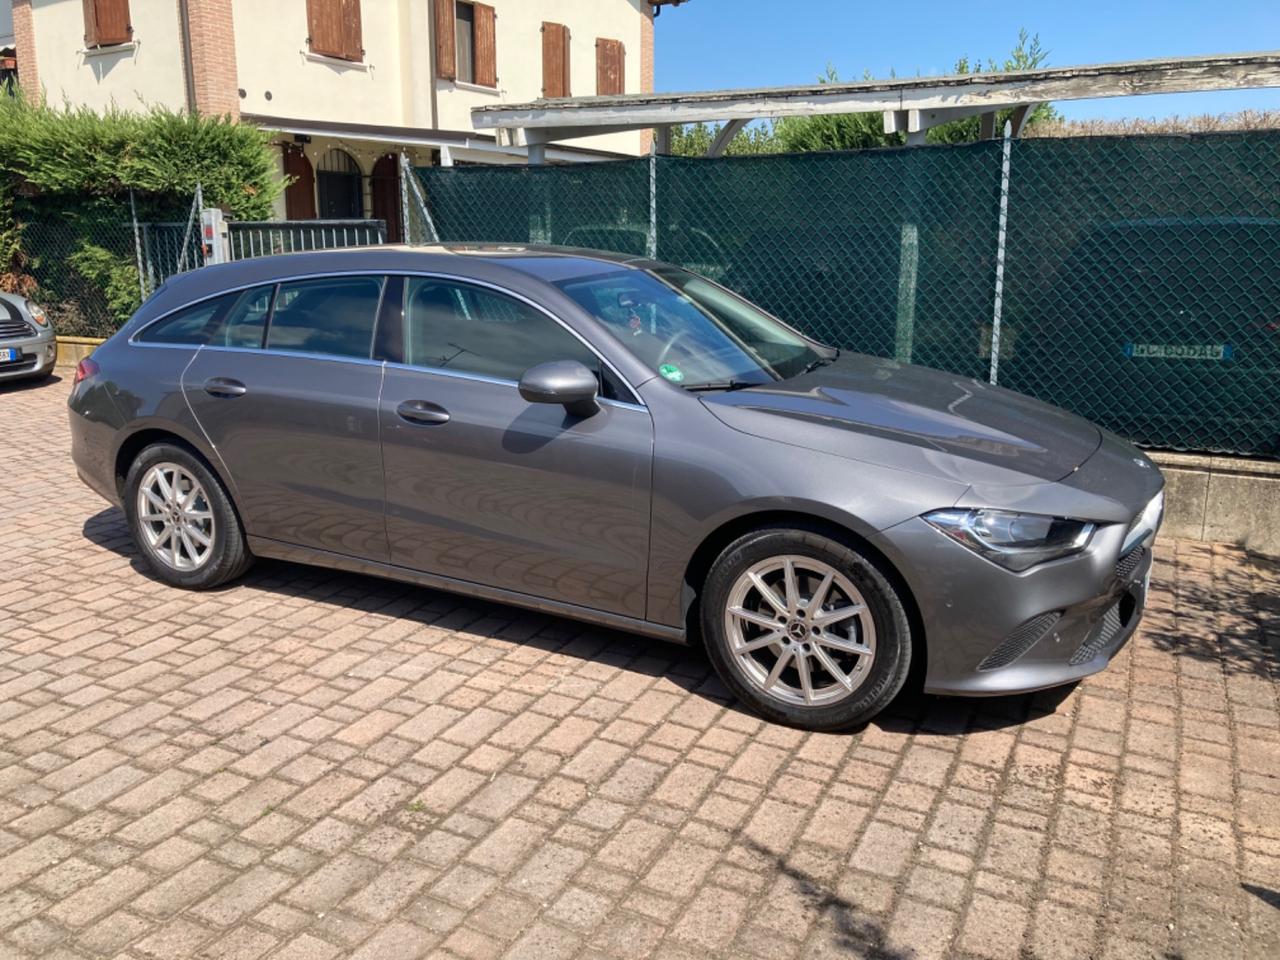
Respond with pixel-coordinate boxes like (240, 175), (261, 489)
(802, 350), (839, 374)
(683, 379), (758, 392)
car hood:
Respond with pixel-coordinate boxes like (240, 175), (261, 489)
(699, 354), (1103, 486)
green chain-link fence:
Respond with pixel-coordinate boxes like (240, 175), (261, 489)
(416, 132), (1280, 459)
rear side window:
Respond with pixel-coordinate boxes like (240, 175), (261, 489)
(136, 296), (231, 344)
(266, 276), (384, 360)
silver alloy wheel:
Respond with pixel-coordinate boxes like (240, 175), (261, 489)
(724, 554), (876, 707)
(136, 462), (215, 571)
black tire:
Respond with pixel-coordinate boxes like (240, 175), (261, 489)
(700, 524), (913, 731)
(123, 442), (253, 589)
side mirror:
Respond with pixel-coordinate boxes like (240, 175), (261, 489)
(518, 360), (599, 418)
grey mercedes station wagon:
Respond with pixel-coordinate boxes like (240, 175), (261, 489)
(69, 246), (1164, 730)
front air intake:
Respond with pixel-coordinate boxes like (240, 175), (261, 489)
(977, 611), (1062, 671)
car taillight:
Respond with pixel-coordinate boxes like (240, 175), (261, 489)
(74, 358), (100, 384)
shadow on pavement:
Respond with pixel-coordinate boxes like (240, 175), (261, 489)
(1242, 882), (1280, 910)
(1139, 550), (1280, 677)
(0, 372), (63, 393)
(738, 837), (910, 958)
(85, 504), (1080, 736)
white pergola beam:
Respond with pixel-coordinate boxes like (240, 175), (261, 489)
(706, 118), (749, 157)
(473, 52), (1280, 142)
(884, 105), (1003, 135)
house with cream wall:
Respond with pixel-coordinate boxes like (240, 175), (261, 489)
(8, 0), (659, 233)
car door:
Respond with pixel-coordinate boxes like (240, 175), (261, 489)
(379, 275), (654, 619)
(182, 275), (389, 561)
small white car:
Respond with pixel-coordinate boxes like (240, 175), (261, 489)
(0, 293), (57, 382)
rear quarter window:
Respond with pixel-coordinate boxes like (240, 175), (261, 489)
(136, 296), (232, 344)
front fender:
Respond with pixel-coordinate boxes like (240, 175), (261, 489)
(643, 398), (968, 628)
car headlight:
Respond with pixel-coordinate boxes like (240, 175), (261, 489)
(25, 300), (50, 328)
(922, 508), (1095, 572)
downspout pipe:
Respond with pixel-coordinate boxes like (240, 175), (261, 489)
(177, 0), (197, 114)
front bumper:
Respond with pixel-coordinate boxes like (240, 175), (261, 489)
(873, 510), (1157, 697)
(0, 331), (57, 382)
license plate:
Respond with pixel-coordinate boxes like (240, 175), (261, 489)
(0, 348), (20, 363)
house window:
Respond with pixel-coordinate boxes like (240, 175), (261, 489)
(83, 0), (133, 49)
(307, 0), (363, 63)
(316, 149), (364, 219)
(596, 38), (625, 96)
(434, 0), (496, 87)
(455, 2), (474, 83)
(542, 22), (570, 98)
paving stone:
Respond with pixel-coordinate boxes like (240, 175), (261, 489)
(0, 381), (1274, 960)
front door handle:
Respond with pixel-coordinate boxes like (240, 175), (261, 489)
(397, 399), (450, 425)
(204, 377), (247, 398)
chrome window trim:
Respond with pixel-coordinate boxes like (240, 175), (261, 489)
(380, 358), (646, 412)
(128, 268), (646, 407)
(193, 343), (388, 369)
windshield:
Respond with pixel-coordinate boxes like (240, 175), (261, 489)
(554, 266), (827, 388)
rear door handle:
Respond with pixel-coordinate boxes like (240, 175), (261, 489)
(397, 399), (450, 425)
(204, 377), (247, 398)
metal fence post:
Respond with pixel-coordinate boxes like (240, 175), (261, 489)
(400, 151), (412, 244)
(988, 121), (1013, 385)
(893, 224), (918, 363)
(647, 146), (658, 260)
(400, 153), (440, 243)
(129, 189), (147, 301)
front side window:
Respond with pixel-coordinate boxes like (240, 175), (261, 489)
(266, 276), (384, 360)
(402, 277), (621, 397)
(555, 267), (825, 389)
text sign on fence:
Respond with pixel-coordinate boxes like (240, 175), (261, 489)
(1125, 343), (1235, 361)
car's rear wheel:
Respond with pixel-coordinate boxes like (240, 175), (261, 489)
(701, 525), (912, 730)
(123, 443), (252, 589)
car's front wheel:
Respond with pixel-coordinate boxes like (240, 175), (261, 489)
(123, 443), (252, 589)
(701, 525), (913, 731)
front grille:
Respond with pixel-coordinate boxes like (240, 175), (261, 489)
(0, 315), (34, 339)
(1070, 602), (1123, 665)
(1115, 546), (1146, 582)
(978, 611), (1062, 671)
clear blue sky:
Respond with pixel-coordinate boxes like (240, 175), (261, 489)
(653, 0), (1280, 120)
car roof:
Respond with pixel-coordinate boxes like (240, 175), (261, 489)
(136, 243), (658, 323)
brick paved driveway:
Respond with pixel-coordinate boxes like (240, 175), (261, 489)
(2, 375), (1278, 960)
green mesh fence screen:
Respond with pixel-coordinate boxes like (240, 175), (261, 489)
(416, 132), (1280, 458)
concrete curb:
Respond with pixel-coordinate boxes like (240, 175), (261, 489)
(1150, 451), (1280, 557)
(54, 336), (106, 368)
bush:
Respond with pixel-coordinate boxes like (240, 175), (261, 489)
(0, 96), (285, 333)
(0, 96), (283, 219)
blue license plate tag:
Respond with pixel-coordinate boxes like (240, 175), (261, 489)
(0, 348), (20, 363)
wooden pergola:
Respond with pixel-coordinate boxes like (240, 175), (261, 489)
(471, 51), (1280, 162)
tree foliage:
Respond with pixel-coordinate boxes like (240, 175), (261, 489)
(0, 96), (283, 218)
(667, 32), (1059, 157)
(667, 121), (780, 158)
(0, 96), (286, 332)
